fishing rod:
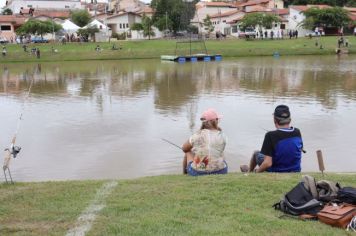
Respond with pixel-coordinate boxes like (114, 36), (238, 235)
(161, 138), (182, 150)
(3, 74), (34, 184)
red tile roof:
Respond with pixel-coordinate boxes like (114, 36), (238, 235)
(275, 8), (289, 15)
(344, 7), (356, 13)
(0, 15), (26, 25)
(227, 14), (245, 24)
(236, 0), (271, 7)
(290, 5), (330, 12)
(106, 11), (141, 20)
(349, 13), (356, 21)
(210, 9), (239, 19)
(245, 5), (271, 13)
(205, 2), (234, 7)
(20, 8), (70, 18)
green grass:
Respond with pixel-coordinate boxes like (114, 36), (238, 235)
(0, 181), (103, 235)
(1, 173), (355, 235)
(1, 36), (355, 63)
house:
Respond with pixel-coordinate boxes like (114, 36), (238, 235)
(209, 9), (245, 35)
(235, 0), (284, 12)
(105, 12), (142, 34)
(0, 15), (26, 42)
(192, 0), (287, 36)
(109, 0), (147, 14)
(4, 0), (83, 14)
(192, 1), (236, 26)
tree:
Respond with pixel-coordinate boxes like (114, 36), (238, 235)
(77, 26), (99, 41)
(203, 15), (214, 36)
(152, 0), (197, 33)
(239, 13), (280, 30)
(283, 0), (355, 7)
(154, 16), (173, 32)
(301, 7), (351, 30)
(130, 23), (144, 31)
(16, 19), (62, 37)
(2, 8), (13, 15)
(71, 10), (91, 27)
(142, 15), (155, 40)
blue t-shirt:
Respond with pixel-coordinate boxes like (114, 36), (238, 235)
(261, 127), (303, 172)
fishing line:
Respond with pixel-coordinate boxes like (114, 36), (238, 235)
(3, 73), (34, 183)
(161, 138), (182, 150)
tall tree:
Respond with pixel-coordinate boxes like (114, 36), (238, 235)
(77, 25), (99, 41)
(301, 7), (351, 30)
(71, 10), (91, 27)
(203, 15), (214, 36)
(16, 19), (62, 37)
(284, 0), (355, 7)
(142, 15), (155, 40)
(152, 0), (197, 33)
(239, 13), (280, 30)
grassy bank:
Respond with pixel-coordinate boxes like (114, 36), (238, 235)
(1, 173), (355, 235)
(1, 36), (356, 63)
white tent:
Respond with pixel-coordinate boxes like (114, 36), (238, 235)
(61, 19), (80, 33)
(83, 19), (108, 30)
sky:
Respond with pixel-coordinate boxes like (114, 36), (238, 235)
(0, 0), (152, 9)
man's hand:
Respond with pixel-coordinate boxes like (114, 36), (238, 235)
(256, 156), (272, 173)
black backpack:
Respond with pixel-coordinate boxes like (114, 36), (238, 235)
(337, 187), (356, 205)
(273, 182), (323, 216)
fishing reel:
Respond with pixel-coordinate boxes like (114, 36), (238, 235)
(4, 146), (21, 158)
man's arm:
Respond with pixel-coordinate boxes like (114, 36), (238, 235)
(256, 155), (272, 173)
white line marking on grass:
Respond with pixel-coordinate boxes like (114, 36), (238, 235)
(66, 180), (118, 236)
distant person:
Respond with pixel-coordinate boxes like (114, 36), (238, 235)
(182, 108), (228, 176)
(289, 30), (292, 39)
(2, 46), (7, 57)
(338, 37), (343, 48)
(295, 30), (298, 39)
(36, 48), (40, 59)
(249, 105), (304, 173)
(270, 31), (274, 40)
(264, 31), (268, 39)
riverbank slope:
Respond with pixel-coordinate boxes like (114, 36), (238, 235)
(0, 173), (355, 235)
(1, 36), (355, 63)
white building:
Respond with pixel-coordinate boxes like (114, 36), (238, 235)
(5, 0), (83, 14)
(288, 5), (330, 37)
(191, 1), (236, 27)
(105, 11), (142, 34)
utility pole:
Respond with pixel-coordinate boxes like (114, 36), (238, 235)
(165, 11), (168, 33)
(52, 16), (55, 41)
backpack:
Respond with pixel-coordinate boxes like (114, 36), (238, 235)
(273, 182), (323, 216)
(317, 180), (341, 202)
(301, 175), (341, 202)
(337, 187), (356, 205)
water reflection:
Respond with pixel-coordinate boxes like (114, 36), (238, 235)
(1, 55), (356, 181)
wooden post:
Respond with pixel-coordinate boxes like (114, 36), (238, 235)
(316, 150), (325, 177)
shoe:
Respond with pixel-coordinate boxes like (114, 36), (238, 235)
(240, 164), (249, 173)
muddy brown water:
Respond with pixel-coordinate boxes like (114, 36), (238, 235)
(1, 55), (356, 181)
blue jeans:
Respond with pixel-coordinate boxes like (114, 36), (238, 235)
(187, 161), (228, 176)
(254, 151), (265, 166)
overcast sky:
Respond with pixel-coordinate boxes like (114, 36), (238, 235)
(1, 0), (151, 10)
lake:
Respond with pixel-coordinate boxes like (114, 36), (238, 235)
(1, 55), (356, 181)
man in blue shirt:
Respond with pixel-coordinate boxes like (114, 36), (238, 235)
(249, 105), (304, 173)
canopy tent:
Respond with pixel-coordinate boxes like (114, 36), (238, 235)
(61, 19), (80, 33)
(83, 19), (108, 30)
